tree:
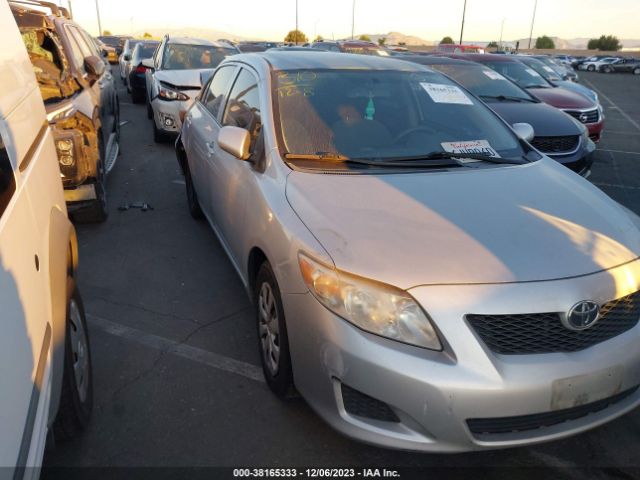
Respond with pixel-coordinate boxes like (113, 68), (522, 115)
(535, 35), (555, 49)
(597, 35), (622, 51)
(378, 37), (386, 46)
(284, 30), (308, 44)
(440, 36), (454, 44)
(314, 35), (323, 42)
(587, 38), (600, 49)
(358, 34), (371, 42)
(487, 41), (499, 48)
(143, 32), (153, 39)
(103, 30), (112, 36)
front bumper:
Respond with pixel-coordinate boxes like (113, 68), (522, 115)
(284, 260), (640, 452)
(151, 94), (198, 134)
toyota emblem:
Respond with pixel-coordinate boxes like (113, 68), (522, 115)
(563, 301), (600, 331)
(579, 113), (589, 123)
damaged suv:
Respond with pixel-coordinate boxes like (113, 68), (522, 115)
(11, 0), (120, 222)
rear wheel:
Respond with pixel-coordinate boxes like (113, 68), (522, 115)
(53, 286), (93, 440)
(587, 65), (595, 72)
(146, 99), (153, 119)
(255, 262), (294, 398)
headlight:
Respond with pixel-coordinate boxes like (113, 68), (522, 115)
(56, 139), (74, 153)
(158, 84), (189, 101)
(299, 253), (442, 350)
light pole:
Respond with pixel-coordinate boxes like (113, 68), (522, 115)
(528, 0), (537, 49)
(67, 0), (73, 18)
(295, 0), (298, 45)
(351, 0), (355, 40)
(459, 0), (467, 46)
(499, 17), (505, 50)
(95, 0), (102, 36)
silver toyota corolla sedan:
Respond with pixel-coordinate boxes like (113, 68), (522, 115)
(176, 52), (640, 452)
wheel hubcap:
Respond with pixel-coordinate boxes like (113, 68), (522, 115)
(258, 282), (280, 376)
(69, 300), (89, 402)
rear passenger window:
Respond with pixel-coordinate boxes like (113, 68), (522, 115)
(222, 68), (261, 145)
(0, 135), (16, 220)
(202, 66), (236, 120)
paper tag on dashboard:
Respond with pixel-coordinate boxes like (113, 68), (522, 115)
(525, 68), (542, 77)
(483, 70), (506, 80)
(420, 82), (473, 105)
(441, 140), (501, 162)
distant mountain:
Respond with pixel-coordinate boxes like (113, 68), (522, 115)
(354, 32), (434, 46)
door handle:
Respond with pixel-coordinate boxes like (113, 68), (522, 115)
(205, 141), (216, 156)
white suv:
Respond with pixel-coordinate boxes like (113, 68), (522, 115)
(0, 1), (92, 475)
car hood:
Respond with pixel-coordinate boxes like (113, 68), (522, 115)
(553, 81), (597, 103)
(286, 159), (640, 289)
(487, 101), (581, 137)
(528, 86), (595, 109)
(154, 69), (214, 89)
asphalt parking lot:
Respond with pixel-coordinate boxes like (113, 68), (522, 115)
(43, 69), (640, 477)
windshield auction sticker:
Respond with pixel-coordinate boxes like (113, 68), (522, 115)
(482, 70), (507, 80)
(543, 66), (555, 73)
(441, 140), (501, 162)
(420, 82), (473, 105)
(525, 68), (542, 77)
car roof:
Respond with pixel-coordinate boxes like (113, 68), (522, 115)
(241, 51), (426, 72)
(399, 55), (480, 67)
(166, 36), (229, 48)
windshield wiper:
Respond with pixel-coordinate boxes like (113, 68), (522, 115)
(479, 94), (537, 103)
(284, 151), (526, 167)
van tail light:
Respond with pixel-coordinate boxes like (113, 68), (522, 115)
(135, 65), (148, 74)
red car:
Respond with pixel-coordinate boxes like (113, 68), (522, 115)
(446, 54), (605, 142)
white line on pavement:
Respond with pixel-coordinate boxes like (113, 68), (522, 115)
(594, 182), (640, 190)
(87, 313), (265, 383)
(598, 149), (640, 156)
(582, 78), (640, 132)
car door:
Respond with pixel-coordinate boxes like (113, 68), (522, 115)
(0, 122), (50, 472)
(209, 67), (263, 265)
(185, 64), (238, 222)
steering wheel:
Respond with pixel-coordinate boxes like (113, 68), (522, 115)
(393, 125), (437, 145)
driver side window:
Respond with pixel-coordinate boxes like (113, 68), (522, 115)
(222, 68), (261, 148)
(202, 66), (237, 121)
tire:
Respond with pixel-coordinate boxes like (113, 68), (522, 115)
(146, 99), (153, 119)
(587, 65), (595, 72)
(255, 262), (295, 398)
(131, 89), (145, 104)
(53, 286), (93, 441)
(72, 135), (108, 223)
(153, 120), (169, 143)
(634, 68), (640, 75)
(184, 163), (204, 220)
(603, 66), (612, 73)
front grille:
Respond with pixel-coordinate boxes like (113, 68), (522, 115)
(467, 291), (640, 355)
(341, 384), (399, 422)
(564, 108), (600, 124)
(467, 386), (638, 436)
(531, 135), (580, 154)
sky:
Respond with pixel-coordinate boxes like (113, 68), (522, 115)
(64, 0), (639, 41)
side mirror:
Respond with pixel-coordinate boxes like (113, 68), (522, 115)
(218, 126), (251, 160)
(84, 55), (106, 78)
(124, 53), (132, 61)
(512, 122), (535, 142)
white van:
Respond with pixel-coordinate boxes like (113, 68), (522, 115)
(0, 1), (92, 477)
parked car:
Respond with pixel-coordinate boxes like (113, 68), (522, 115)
(579, 56), (620, 72)
(534, 55), (579, 82)
(145, 35), (239, 142)
(404, 55), (594, 175)
(237, 41), (278, 53)
(177, 51), (640, 452)
(454, 54), (604, 142)
(516, 56), (599, 105)
(119, 38), (142, 82)
(95, 37), (118, 64)
(12, 0), (121, 222)
(97, 34), (131, 56)
(1, 0), (92, 472)
(311, 40), (390, 56)
(436, 43), (486, 54)
(127, 40), (160, 103)
(599, 57), (640, 74)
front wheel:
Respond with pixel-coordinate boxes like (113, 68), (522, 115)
(184, 163), (204, 220)
(587, 65), (595, 72)
(73, 136), (108, 223)
(255, 262), (294, 398)
(53, 286), (93, 440)
(633, 68), (640, 75)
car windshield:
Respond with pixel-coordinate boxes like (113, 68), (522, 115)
(273, 69), (526, 163)
(162, 44), (236, 70)
(483, 61), (552, 89)
(138, 43), (159, 58)
(430, 64), (534, 102)
(521, 58), (563, 82)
